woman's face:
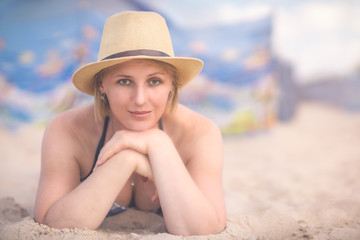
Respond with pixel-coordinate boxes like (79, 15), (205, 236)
(100, 59), (173, 131)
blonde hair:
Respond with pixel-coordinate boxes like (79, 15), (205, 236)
(94, 59), (180, 122)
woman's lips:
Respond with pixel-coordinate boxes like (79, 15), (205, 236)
(129, 110), (151, 119)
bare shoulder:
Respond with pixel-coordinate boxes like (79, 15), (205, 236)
(43, 104), (100, 162)
(170, 104), (222, 139)
(45, 104), (101, 141)
(165, 104), (223, 163)
(47, 104), (95, 132)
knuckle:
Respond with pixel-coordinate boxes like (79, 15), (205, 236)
(113, 130), (121, 138)
(114, 130), (127, 142)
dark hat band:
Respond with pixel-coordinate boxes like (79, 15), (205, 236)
(101, 49), (170, 61)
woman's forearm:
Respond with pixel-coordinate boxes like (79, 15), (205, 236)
(148, 133), (225, 235)
(43, 150), (137, 229)
(155, 161), (223, 235)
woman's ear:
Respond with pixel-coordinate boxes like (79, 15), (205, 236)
(99, 83), (104, 93)
(168, 91), (173, 101)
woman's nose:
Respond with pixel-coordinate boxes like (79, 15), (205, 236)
(134, 86), (147, 106)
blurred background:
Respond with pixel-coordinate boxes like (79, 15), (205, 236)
(1, 0), (360, 133)
(1, 1), (360, 236)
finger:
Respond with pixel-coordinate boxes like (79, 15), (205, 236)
(136, 167), (153, 181)
(151, 191), (158, 203)
(97, 136), (121, 166)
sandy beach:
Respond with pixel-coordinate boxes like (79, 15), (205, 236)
(1, 102), (360, 239)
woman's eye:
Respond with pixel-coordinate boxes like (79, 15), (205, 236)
(148, 78), (161, 86)
(117, 79), (131, 85)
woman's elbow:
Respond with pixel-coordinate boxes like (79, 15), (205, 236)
(168, 217), (226, 236)
(205, 217), (227, 236)
(217, 211), (227, 233)
(33, 207), (47, 225)
(41, 216), (100, 230)
(37, 209), (100, 230)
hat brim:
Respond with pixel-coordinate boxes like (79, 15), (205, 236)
(72, 56), (203, 96)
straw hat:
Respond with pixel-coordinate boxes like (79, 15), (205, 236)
(72, 11), (203, 96)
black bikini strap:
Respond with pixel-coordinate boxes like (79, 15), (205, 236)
(80, 116), (110, 182)
(95, 116), (110, 161)
(159, 118), (163, 131)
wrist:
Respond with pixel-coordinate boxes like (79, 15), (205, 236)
(147, 129), (172, 158)
(112, 149), (153, 180)
(111, 149), (138, 172)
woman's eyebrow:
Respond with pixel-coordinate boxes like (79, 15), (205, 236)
(148, 72), (165, 77)
(114, 74), (132, 78)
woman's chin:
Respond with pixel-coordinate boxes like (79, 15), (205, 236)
(125, 122), (157, 132)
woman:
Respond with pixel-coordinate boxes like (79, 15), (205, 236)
(34, 11), (226, 236)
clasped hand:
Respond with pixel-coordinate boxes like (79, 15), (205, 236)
(95, 128), (164, 181)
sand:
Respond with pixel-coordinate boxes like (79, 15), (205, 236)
(1, 102), (360, 239)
